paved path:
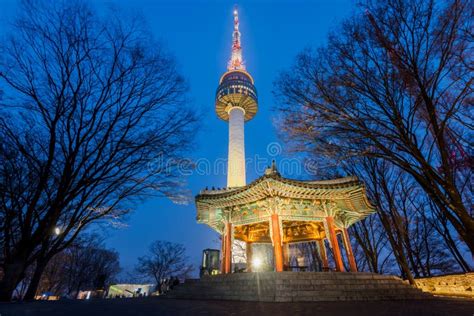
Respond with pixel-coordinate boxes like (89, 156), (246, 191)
(0, 297), (473, 316)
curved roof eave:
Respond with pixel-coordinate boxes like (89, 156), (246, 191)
(196, 174), (363, 199)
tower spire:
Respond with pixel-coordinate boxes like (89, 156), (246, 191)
(228, 7), (245, 71)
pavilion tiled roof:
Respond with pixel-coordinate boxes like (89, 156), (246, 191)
(195, 166), (376, 234)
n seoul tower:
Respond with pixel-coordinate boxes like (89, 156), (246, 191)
(216, 8), (258, 188)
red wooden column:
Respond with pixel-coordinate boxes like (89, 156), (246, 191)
(220, 232), (226, 273)
(224, 222), (232, 274)
(343, 228), (358, 272)
(326, 216), (344, 272)
(271, 214), (284, 272)
(246, 242), (253, 272)
(317, 239), (329, 271)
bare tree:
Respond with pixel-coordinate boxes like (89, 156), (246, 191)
(135, 241), (193, 285)
(426, 200), (471, 272)
(35, 234), (120, 298)
(350, 216), (392, 274)
(0, 0), (197, 301)
(34, 251), (68, 298)
(274, 0), (473, 254)
(289, 242), (322, 271)
(347, 158), (464, 283)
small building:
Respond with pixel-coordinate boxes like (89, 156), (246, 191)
(200, 249), (220, 277)
(107, 284), (155, 298)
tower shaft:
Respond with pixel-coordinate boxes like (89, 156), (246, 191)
(227, 107), (246, 187)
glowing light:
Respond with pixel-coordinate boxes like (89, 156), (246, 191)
(252, 257), (262, 269)
(54, 227), (61, 235)
(228, 6), (245, 71)
(227, 108), (246, 187)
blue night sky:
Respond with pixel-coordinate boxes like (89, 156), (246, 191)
(0, 0), (355, 275)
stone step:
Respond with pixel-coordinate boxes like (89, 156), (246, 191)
(166, 272), (431, 302)
(201, 272), (401, 280)
(174, 282), (415, 291)
(167, 293), (430, 302)
(169, 283), (428, 292)
(199, 277), (405, 284)
(171, 287), (427, 296)
(188, 278), (405, 284)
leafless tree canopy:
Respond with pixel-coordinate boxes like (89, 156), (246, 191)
(274, 0), (473, 255)
(350, 214), (392, 274)
(0, 0), (197, 300)
(37, 234), (120, 298)
(348, 158), (465, 284)
(135, 241), (193, 284)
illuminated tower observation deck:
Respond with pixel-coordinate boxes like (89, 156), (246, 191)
(216, 8), (258, 188)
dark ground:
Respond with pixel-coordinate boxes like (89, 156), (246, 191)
(0, 297), (473, 316)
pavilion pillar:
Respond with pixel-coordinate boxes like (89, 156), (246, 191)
(282, 242), (290, 271)
(246, 242), (253, 272)
(317, 239), (329, 271)
(326, 216), (344, 272)
(224, 222), (232, 274)
(342, 228), (358, 272)
(220, 232), (226, 273)
(270, 214), (284, 272)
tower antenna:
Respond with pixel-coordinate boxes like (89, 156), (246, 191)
(228, 6), (245, 71)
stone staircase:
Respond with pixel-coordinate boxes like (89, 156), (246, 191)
(167, 272), (432, 302)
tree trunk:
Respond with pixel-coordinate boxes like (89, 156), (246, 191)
(351, 223), (379, 273)
(414, 174), (474, 254)
(0, 260), (27, 301)
(23, 259), (48, 300)
(443, 232), (472, 272)
(378, 213), (416, 286)
(433, 206), (472, 272)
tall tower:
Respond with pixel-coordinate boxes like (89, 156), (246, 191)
(216, 8), (258, 188)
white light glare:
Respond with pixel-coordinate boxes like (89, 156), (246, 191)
(252, 257), (262, 269)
